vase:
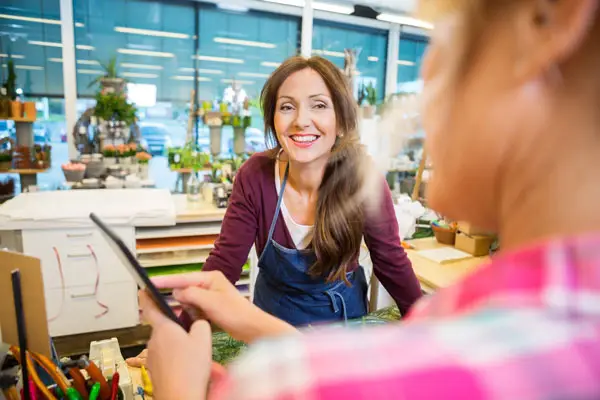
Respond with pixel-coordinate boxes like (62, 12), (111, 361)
(362, 105), (376, 119)
(233, 127), (246, 154)
(23, 102), (36, 120)
(104, 157), (117, 166)
(10, 101), (23, 119)
(209, 126), (222, 156)
(202, 182), (214, 204)
(138, 163), (149, 179)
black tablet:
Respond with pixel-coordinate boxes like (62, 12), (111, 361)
(90, 212), (190, 331)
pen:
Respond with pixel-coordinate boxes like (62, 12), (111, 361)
(88, 383), (101, 400)
(110, 372), (119, 400)
(140, 366), (153, 397)
(66, 387), (84, 400)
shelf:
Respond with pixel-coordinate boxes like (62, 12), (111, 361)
(136, 223), (222, 240)
(1, 116), (36, 123)
(235, 278), (250, 286)
(0, 169), (49, 175)
(170, 167), (211, 173)
(136, 234), (218, 254)
(141, 256), (208, 268)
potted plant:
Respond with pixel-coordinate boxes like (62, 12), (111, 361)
(88, 56), (126, 93)
(102, 144), (117, 165)
(2, 59), (21, 118)
(363, 83), (377, 119)
(203, 162), (223, 203)
(136, 151), (152, 179)
(0, 88), (10, 118)
(0, 151), (12, 171)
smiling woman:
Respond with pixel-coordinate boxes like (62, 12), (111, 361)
(200, 55), (422, 327)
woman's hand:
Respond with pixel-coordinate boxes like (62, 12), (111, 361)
(138, 290), (212, 400)
(153, 271), (297, 344)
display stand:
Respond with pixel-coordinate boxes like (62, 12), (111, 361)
(0, 116), (48, 192)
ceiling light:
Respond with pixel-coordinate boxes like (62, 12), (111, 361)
(115, 26), (190, 39)
(376, 13), (434, 30)
(193, 55), (244, 64)
(263, 0), (303, 6)
(0, 13), (60, 25)
(29, 40), (62, 48)
(75, 22), (85, 28)
(118, 48), (175, 58)
(122, 72), (158, 79)
(48, 58), (99, 65)
(213, 37), (276, 49)
(121, 63), (163, 70)
(178, 67), (224, 74)
(313, 2), (353, 14)
(221, 79), (254, 85)
(312, 49), (345, 58)
(397, 60), (416, 66)
(2, 64), (43, 71)
(238, 72), (270, 78)
(171, 76), (212, 81)
(368, 56), (379, 62)
(217, 3), (249, 12)
(261, 61), (281, 68)
(76, 44), (95, 51)
(78, 69), (104, 75)
(0, 54), (25, 59)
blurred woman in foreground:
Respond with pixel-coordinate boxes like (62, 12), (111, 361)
(140, 0), (600, 398)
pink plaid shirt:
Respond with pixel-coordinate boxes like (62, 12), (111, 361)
(212, 234), (600, 400)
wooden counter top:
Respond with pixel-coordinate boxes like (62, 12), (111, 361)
(172, 194), (226, 223)
(406, 237), (489, 291)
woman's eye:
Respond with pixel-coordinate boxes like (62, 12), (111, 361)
(314, 102), (327, 109)
(279, 104), (293, 111)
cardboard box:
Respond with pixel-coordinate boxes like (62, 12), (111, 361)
(455, 232), (495, 257)
(458, 222), (495, 237)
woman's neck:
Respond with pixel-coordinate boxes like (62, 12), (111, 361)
(498, 118), (600, 252)
(284, 156), (328, 196)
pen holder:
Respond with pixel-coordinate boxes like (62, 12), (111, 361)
(89, 338), (134, 400)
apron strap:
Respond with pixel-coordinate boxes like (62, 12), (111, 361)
(266, 162), (289, 243)
(325, 290), (349, 324)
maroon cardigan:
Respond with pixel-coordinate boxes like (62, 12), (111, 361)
(203, 152), (422, 315)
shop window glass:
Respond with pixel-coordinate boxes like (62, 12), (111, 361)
(397, 34), (428, 92)
(0, 0), (67, 192)
(196, 5), (300, 155)
(312, 20), (387, 102)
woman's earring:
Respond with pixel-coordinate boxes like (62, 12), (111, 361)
(338, 133), (344, 138)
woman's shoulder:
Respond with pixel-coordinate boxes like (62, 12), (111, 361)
(235, 150), (277, 186)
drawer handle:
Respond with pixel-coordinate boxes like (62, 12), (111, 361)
(66, 253), (93, 259)
(70, 293), (96, 299)
(66, 232), (94, 238)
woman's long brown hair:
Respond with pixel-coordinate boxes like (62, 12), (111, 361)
(261, 56), (367, 284)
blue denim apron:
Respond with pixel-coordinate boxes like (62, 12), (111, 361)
(253, 164), (368, 326)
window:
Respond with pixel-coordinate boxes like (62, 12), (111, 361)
(0, 0), (67, 191)
(397, 34), (428, 92)
(197, 4), (300, 154)
(312, 20), (387, 102)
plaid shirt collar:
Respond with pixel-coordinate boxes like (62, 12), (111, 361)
(409, 234), (600, 320)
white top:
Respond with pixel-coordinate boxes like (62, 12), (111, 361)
(275, 162), (314, 250)
(0, 189), (176, 229)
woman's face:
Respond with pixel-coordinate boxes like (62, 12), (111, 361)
(422, 7), (545, 230)
(274, 68), (338, 165)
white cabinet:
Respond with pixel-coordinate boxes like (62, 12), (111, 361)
(21, 226), (139, 337)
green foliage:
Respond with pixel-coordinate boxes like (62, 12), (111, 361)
(0, 152), (12, 162)
(87, 56), (121, 88)
(366, 83), (377, 106)
(94, 91), (137, 125)
(2, 59), (18, 101)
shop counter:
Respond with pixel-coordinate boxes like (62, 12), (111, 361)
(406, 237), (489, 292)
